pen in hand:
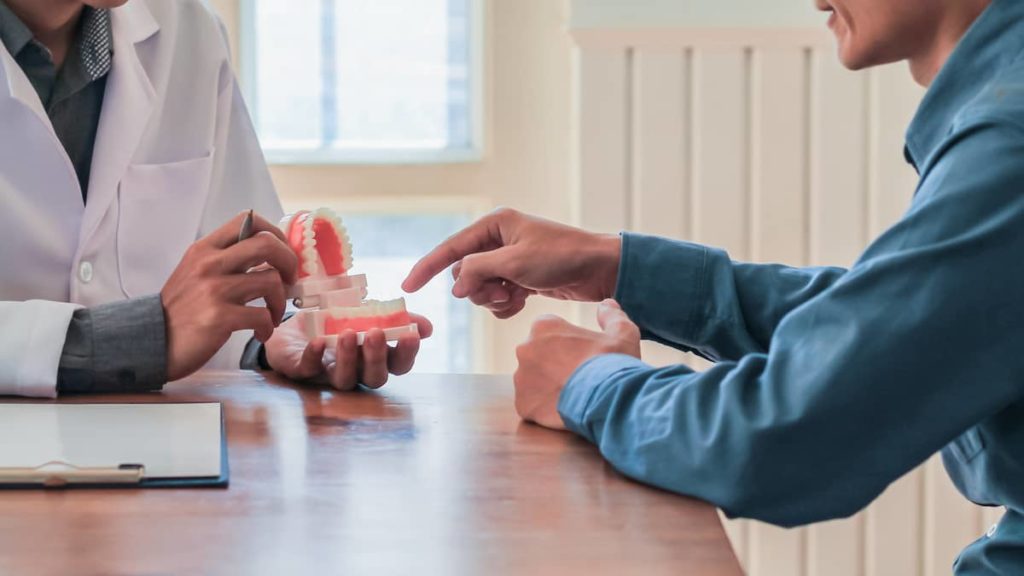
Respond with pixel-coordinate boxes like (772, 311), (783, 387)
(237, 208), (255, 244)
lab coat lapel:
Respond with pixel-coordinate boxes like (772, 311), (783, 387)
(0, 42), (50, 126)
(79, 3), (159, 246)
(0, 31), (84, 213)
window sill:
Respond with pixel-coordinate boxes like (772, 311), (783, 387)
(263, 147), (485, 167)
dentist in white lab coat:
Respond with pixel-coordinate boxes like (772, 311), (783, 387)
(0, 0), (427, 397)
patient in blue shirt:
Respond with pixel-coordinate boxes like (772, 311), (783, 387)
(406, 0), (1024, 573)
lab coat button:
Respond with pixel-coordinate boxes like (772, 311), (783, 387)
(78, 261), (93, 283)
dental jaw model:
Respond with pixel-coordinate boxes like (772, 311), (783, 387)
(281, 208), (417, 345)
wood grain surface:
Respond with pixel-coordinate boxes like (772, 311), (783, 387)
(0, 371), (741, 576)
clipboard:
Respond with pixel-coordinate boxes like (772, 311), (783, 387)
(0, 403), (229, 489)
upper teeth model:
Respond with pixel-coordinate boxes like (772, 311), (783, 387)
(281, 208), (354, 279)
(279, 208), (417, 345)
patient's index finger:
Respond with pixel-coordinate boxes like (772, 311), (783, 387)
(403, 219), (501, 292)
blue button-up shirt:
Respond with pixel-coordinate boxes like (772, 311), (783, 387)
(558, 1), (1024, 572)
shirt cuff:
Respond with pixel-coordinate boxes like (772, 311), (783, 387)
(239, 339), (270, 370)
(58, 295), (168, 394)
(241, 310), (295, 371)
(614, 232), (711, 347)
(558, 353), (652, 443)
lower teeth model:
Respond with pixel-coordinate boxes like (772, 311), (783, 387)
(280, 208), (418, 345)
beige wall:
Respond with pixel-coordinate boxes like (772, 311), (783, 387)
(209, 0), (575, 373)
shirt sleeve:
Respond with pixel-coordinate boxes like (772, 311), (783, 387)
(57, 295), (167, 394)
(615, 233), (847, 361)
(559, 118), (1024, 527)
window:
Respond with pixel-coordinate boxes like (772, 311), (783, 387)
(281, 206), (475, 374)
(242, 0), (483, 164)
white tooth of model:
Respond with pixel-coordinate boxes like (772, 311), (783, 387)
(279, 208), (418, 345)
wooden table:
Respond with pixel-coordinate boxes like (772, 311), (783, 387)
(0, 372), (741, 576)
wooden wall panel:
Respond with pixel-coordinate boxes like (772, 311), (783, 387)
(575, 47), (631, 236)
(750, 48), (809, 265)
(631, 48), (693, 368)
(690, 48), (749, 258)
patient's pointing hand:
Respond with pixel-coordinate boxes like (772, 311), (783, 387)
(402, 208), (622, 318)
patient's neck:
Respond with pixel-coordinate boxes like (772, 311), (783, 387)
(908, 0), (991, 86)
(3, 0), (84, 68)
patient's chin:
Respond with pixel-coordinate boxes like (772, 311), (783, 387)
(838, 52), (870, 71)
(837, 38), (908, 73)
(837, 44), (884, 72)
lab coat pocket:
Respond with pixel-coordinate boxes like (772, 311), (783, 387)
(117, 152), (214, 297)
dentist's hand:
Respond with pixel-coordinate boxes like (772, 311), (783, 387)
(402, 208), (622, 318)
(161, 211), (297, 381)
(264, 314), (433, 391)
(514, 300), (642, 429)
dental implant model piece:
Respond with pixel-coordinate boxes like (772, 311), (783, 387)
(279, 208), (417, 345)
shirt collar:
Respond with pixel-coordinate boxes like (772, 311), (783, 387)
(77, 6), (112, 82)
(905, 0), (1024, 168)
(0, 0), (34, 58)
(48, 7), (112, 107)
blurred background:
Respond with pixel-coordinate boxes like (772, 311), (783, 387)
(207, 1), (1000, 574)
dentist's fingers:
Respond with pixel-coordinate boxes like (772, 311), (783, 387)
(205, 211), (288, 249)
(387, 331), (421, 377)
(290, 339), (329, 381)
(360, 329), (390, 389)
(225, 306), (276, 343)
(329, 330), (360, 391)
(219, 231), (298, 284)
(223, 268), (288, 326)
(410, 313), (434, 339)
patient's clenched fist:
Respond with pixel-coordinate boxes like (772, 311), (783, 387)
(514, 300), (641, 430)
(161, 211), (298, 381)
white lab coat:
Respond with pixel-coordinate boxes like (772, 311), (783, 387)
(0, 0), (282, 397)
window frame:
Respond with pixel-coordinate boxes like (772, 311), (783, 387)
(238, 0), (487, 166)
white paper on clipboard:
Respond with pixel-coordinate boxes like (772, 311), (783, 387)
(0, 403), (222, 479)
